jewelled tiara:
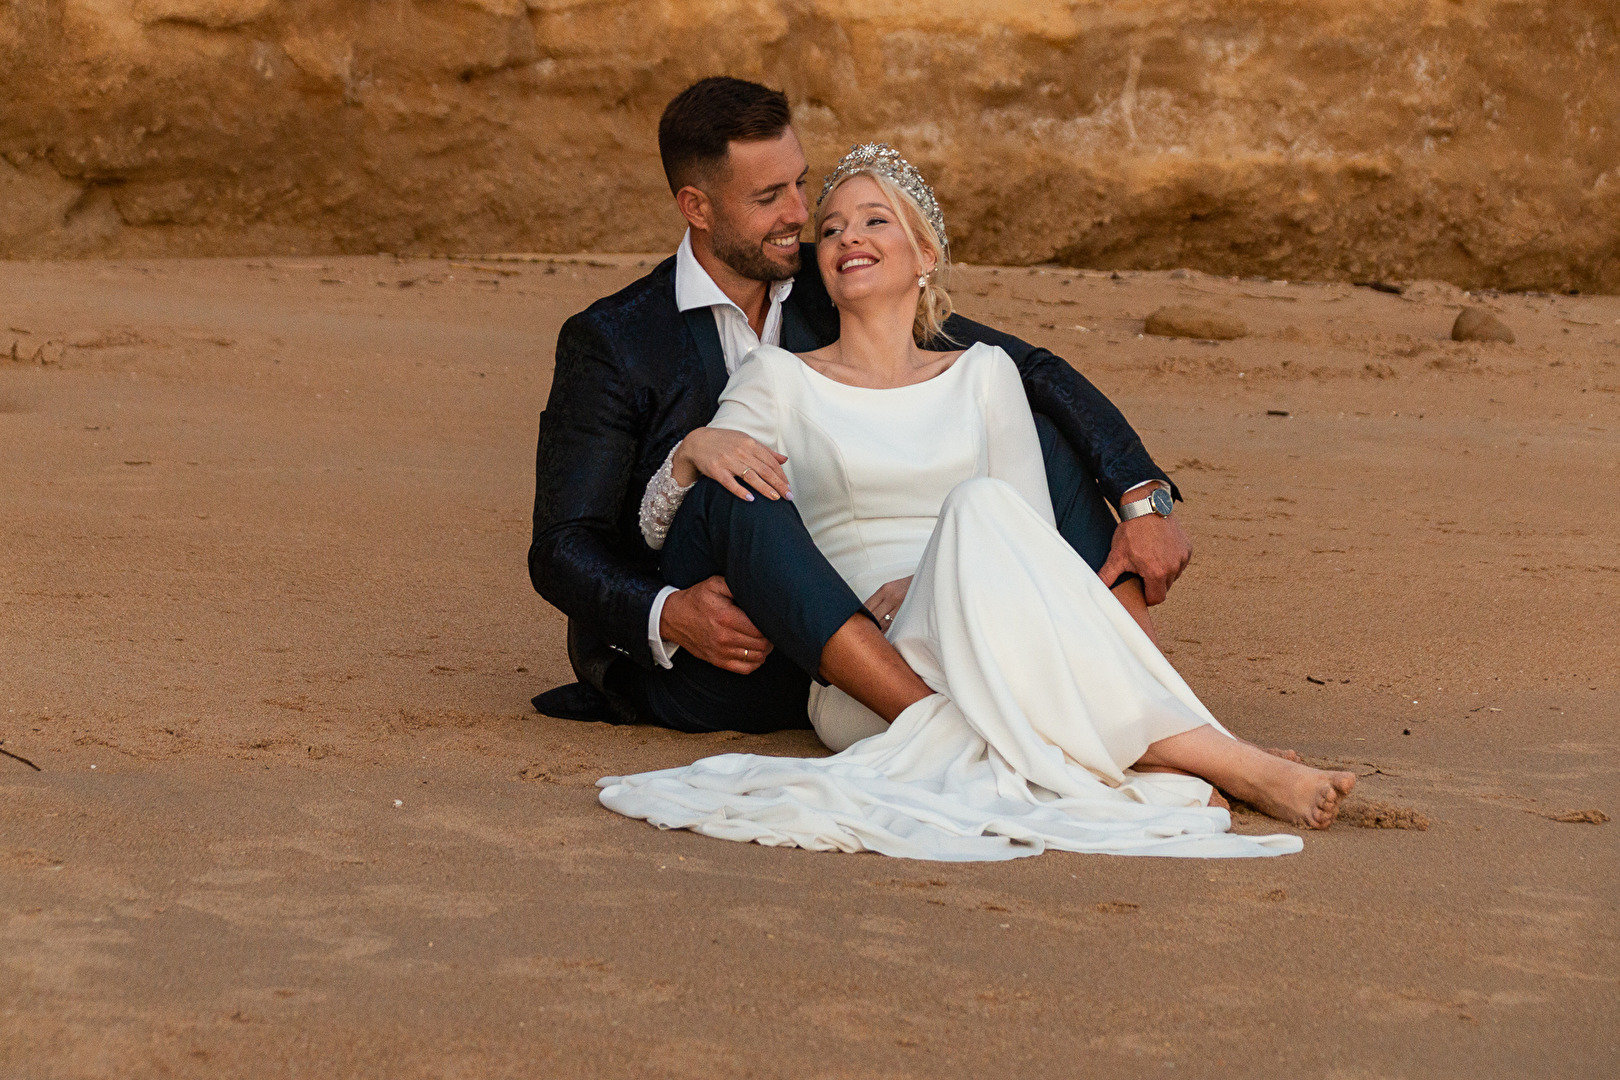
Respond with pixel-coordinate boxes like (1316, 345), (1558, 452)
(816, 143), (948, 248)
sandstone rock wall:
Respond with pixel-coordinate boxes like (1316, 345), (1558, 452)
(2, 0), (1617, 291)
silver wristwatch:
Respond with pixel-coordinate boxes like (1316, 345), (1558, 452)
(1118, 484), (1174, 522)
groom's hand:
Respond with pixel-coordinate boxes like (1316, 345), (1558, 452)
(1098, 514), (1193, 606)
(660, 575), (774, 674)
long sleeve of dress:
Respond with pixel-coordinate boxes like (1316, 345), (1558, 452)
(708, 349), (783, 446)
(984, 349), (1059, 528)
(638, 349), (782, 551)
(639, 444), (695, 551)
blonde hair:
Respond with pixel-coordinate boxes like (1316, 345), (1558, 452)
(815, 170), (955, 346)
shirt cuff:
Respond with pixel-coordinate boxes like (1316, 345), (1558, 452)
(1120, 480), (1167, 502)
(647, 585), (681, 669)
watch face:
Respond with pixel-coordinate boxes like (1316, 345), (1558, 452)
(1150, 489), (1174, 517)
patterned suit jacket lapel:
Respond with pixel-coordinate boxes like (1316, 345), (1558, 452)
(779, 294), (820, 354)
(681, 306), (729, 408)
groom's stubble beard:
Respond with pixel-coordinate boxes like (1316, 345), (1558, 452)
(710, 212), (801, 283)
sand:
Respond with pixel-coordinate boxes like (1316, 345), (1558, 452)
(1, 256), (1616, 1078)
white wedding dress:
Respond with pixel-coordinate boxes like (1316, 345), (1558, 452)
(599, 343), (1301, 860)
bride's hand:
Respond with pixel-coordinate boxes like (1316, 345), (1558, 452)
(673, 429), (791, 502)
(865, 576), (912, 628)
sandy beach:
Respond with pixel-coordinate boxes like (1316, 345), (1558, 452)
(2, 256), (1616, 1078)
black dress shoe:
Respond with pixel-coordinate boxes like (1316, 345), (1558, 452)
(534, 620), (643, 725)
(532, 681), (613, 722)
(566, 619), (619, 695)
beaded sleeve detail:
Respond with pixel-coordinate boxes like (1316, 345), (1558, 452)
(640, 443), (696, 551)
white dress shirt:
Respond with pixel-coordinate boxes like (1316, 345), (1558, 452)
(647, 231), (795, 667)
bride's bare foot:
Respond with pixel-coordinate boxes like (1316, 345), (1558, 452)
(1134, 727), (1357, 829)
(1242, 759), (1356, 829)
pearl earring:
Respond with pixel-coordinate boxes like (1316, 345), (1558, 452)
(917, 274), (928, 288)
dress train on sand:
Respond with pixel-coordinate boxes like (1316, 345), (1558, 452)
(601, 476), (1300, 859)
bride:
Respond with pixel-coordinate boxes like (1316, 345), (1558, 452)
(599, 144), (1356, 860)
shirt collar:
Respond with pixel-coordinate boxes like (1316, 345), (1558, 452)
(674, 229), (794, 315)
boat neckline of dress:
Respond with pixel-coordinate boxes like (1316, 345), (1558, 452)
(787, 340), (992, 393)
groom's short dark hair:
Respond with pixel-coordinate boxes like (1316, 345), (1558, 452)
(659, 77), (792, 195)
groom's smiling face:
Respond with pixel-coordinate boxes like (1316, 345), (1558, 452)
(703, 128), (810, 283)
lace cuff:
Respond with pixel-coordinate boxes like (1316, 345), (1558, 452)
(640, 443), (696, 550)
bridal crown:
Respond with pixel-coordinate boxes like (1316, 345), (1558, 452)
(817, 143), (948, 249)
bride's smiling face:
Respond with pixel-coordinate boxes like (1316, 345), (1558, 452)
(816, 176), (935, 309)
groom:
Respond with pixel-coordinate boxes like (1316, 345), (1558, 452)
(529, 76), (1192, 733)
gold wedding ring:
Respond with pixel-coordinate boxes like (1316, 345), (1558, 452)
(741, 467), (755, 477)
(743, 648), (751, 658)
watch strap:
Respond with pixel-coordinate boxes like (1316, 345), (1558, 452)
(1118, 483), (1170, 521)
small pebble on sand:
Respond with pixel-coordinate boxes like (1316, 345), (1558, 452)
(1451, 307), (1515, 343)
(1144, 305), (1247, 340)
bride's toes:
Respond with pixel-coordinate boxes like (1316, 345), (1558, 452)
(1251, 762), (1358, 829)
(1264, 747), (1304, 764)
(1306, 771), (1358, 830)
